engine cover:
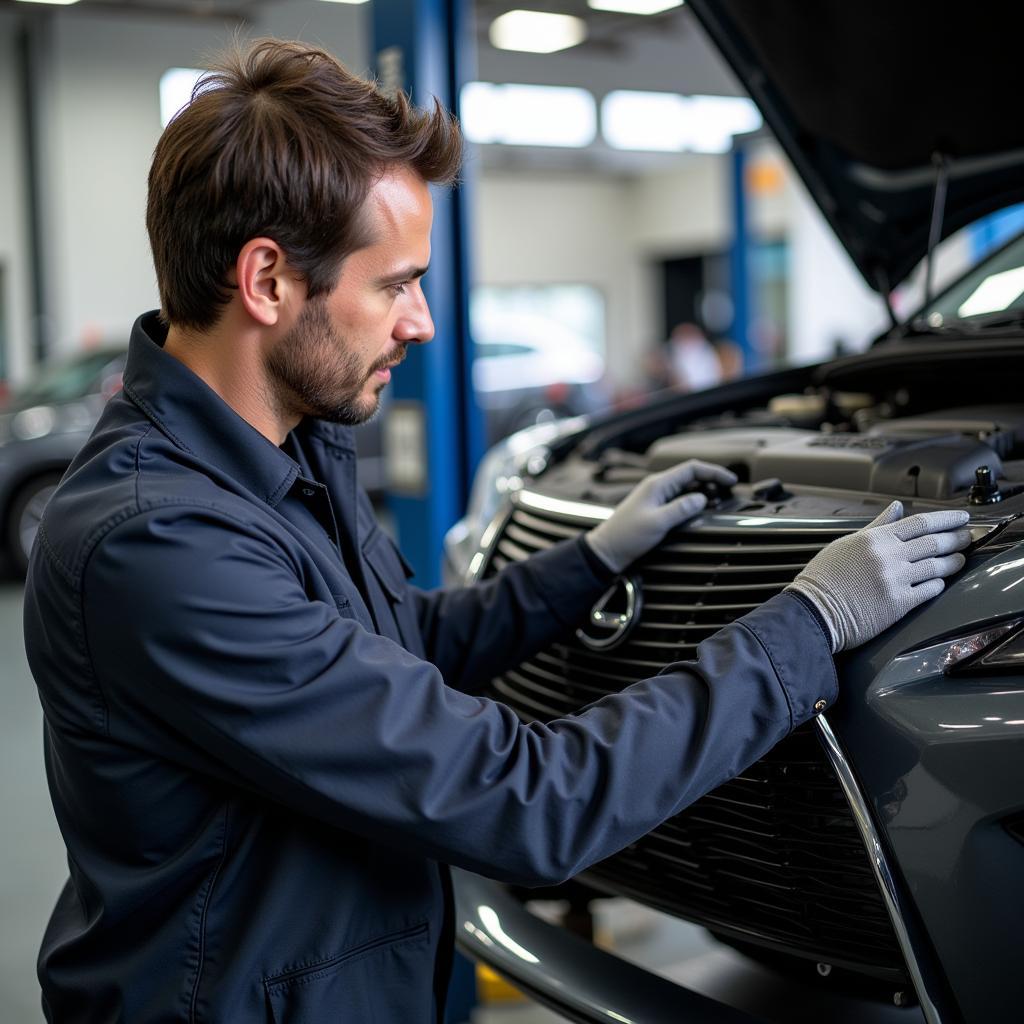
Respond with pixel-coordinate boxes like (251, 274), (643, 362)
(647, 428), (1002, 499)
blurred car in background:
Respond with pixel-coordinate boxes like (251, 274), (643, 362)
(0, 345), (390, 575)
(0, 347), (127, 574)
(473, 314), (607, 442)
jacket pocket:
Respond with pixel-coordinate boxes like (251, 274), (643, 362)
(264, 921), (431, 1024)
(362, 528), (414, 604)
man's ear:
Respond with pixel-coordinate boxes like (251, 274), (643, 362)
(235, 238), (302, 327)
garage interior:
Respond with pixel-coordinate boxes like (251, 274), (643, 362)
(2, 0), (1021, 1021)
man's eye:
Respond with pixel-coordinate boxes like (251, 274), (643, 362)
(389, 282), (408, 296)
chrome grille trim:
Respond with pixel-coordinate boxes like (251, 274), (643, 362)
(815, 714), (944, 1023)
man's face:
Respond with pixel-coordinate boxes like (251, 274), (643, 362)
(266, 166), (435, 426)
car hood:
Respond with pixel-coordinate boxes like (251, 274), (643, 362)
(688, 0), (1024, 293)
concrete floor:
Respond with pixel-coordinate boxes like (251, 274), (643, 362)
(1, 578), (925, 1024)
(0, 581), (69, 1021)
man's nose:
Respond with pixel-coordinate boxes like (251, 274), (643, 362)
(395, 288), (434, 345)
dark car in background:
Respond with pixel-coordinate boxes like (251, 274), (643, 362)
(0, 346), (389, 575)
(450, 3), (1024, 1021)
(0, 347), (127, 574)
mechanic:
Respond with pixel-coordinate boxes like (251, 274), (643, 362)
(23, 39), (972, 1023)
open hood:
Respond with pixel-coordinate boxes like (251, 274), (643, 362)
(688, 0), (1024, 293)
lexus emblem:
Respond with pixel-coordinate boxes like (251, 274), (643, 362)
(576, 577), (641, 651)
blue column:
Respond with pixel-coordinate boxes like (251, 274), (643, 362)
(729, 145), (754, 369)
(371, 2), (481, 1018)
(372, 0), (486, 590)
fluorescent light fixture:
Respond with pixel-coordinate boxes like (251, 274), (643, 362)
(460, 82), (596, 148)
(159, 68), (209, 129)
(588, 0), (682, 13)
(489, 10), (587, 53)
(686, 94), (763, 153)
(602, 90), (690, 151)
(317, 0), (370, 4)
(601, 90), (762, 153)
(957, 266), (1024, 318)
(15, 0), (80, 5)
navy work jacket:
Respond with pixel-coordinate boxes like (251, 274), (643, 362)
(24, 312), (837, 1023)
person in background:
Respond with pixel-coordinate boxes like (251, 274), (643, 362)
(667, 321), (723, 391)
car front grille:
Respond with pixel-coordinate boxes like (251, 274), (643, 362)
(483, 497), (909, 983)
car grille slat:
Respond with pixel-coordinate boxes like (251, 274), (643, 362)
(641, 560), (807, 576)
(509, 509), (584, 541)
(503, 521), (560, 551)
(481, 498), (909, 982)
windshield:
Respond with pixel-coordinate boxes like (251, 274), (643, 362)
(13, 350), (125, 407)
(922, 231), (1024, 329)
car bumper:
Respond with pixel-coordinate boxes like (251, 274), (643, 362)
(454, 868), (765, 1024)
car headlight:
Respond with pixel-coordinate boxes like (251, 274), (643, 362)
(11, 405), (57, 441)
(444, 416), (588, 583)
(946, 619), (1024, 675)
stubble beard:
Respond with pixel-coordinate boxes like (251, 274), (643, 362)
(265, 298), (401, 427)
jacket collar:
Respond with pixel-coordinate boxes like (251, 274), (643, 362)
(122, 311), (356, 506)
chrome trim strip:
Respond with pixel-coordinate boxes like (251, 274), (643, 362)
(465, 502), (516, 584)
(516, 488), (614, 523)
(513, 488), (875, 531)
(814, 714), (942, 1023)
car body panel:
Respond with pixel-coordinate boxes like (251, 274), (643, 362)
(834, 540), (1024, 1021)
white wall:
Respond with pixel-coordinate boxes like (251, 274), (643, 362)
(785, 174), (888, 363)
(474, 144), (902, 387)
(473, 171), (636, 386)
(0, 10), (33, 384)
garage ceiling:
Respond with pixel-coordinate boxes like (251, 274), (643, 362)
(1, 0), (748, 172)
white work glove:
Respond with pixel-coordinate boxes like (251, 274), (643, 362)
(786, 501), (971, 653)
(585, 460), (738, 573)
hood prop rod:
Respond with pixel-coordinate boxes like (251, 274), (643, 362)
(876, 268), (898, 332)
(924, 153), (949, 307)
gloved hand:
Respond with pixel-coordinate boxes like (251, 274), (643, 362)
(585, 460), (738, 573)
(786, 500), (971, 653)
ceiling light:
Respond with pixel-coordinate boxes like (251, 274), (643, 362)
(317, 0), (370, 5)
(489, 11), (588, 54)
(686, 94), (763, 152)
(461, 82), (596, 148)
(601, 90), (762, 153)
(588, 0), (682, 14)
(15, 0), (81, 6)
(602, 91), (690, 151)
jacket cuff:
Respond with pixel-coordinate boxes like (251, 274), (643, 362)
(786, 590), (837, 653)
(518, 535), (618, 631)
(735, 590), (839, 727)
(578, 533), (618, 582)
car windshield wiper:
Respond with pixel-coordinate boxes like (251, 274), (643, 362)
(899, 310), (1024, 338)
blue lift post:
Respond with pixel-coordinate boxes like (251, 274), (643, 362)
(372, 0), (486, 592)
(729, 145), (755, 370)
(371, 0), (482, 1018)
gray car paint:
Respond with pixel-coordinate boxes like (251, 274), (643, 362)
(834, 538), (1024, 1021)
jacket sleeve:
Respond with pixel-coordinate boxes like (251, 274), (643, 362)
(410, 536), (615, 694)
(83, 504), (838, 887)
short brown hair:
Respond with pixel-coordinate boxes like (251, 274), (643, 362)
(147, 38), (463, 331)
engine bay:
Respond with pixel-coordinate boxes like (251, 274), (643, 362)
(532, 378), (1024, 525)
